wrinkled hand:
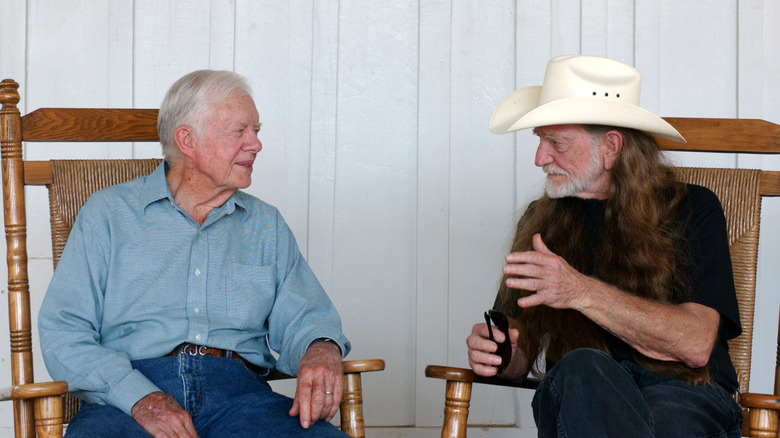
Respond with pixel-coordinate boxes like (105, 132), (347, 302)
(131, 392), (198, 438)
(467, 322), (520, 377)
(289, 341), (343, 429)
(503, 233), (590, 311)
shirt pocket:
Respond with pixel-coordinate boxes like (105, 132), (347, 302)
(225, 263), (276, 330)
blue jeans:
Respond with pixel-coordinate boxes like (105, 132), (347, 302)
(64, 355), (348, 437)
(532, 349), (742, 438)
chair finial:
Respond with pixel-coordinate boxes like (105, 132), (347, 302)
(0, 79), (20, 109)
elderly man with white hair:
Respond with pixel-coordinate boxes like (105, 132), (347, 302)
(39, 70), (351, 437)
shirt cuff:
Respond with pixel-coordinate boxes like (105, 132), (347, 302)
(106, 369), (162, 416)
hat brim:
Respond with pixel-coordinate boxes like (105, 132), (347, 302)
(489, 86), (686, 143)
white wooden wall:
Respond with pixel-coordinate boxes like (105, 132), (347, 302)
(1, 1), (778, 436)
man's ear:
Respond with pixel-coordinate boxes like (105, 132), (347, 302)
(173, 125), (196, 159)
(602, 130), (624, 170)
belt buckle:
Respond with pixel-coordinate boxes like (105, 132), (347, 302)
(179, 344), (208, 356)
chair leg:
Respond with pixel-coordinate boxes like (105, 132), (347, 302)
(340, 372), (365, 438)
(13, 399), (36, 438)
(745, 407), (779, 438)
(33, 394), (64, 438)
(442, 380), (472, 438)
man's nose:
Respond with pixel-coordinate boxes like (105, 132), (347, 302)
(534, 143), (552, 167)
(246, 136), (262, 153)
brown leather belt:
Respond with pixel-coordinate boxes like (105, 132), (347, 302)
(166, 343), (264, 374)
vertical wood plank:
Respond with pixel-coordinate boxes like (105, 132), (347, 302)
(26, 0), (113, 162)
(515, 0), (553, 210)
(132, 0), (212, 158)
(234, 1), (313, 246)
(656, 0), (737, 168)
(581, 0), (608, 55)
(634, 0), (662, 112)
(209, 0), (236, 71)
(108, 0), (135, 160)
(416, 0), (453, 427)
(307, 1), (340, 296)
(605, 0), (635, 61)
(448, 0), (519, 426)
(305, 1), (340, 297)
(550, 0), (580, 55)
(0, 1), (28, 86)
(332, 0), (419, 425)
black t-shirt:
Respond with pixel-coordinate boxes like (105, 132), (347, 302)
(581, 184), (741, 392)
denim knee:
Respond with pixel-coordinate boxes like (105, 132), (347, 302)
(543, 348), (615, 382)
(532, 348), (656, 438)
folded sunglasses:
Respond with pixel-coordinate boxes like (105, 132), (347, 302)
(484, 309), (512, 374)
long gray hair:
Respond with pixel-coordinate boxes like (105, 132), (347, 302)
(157, 70), (252, 162)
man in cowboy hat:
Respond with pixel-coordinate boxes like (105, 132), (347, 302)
(466, 55), (742, 437)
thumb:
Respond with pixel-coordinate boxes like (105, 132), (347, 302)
(532, 233), (552, 254)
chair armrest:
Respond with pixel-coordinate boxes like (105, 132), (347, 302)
(424, 365), (539, 438)
(0, 381), (68, 438)
(741, 393), (780, 410)
(740, 392), (780, 438)
(343, 359), (385, 374)
(425, 364), (540, 389)
(0, 381), (68, 402)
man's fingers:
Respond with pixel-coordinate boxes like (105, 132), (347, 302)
(325, 375), (343, 422)
(295, 383), (340, 428)
(131, 392), (198, 438)
(288, 398), (300, 417)
(325, 392), (340, 422)
(294, 383), (313, 428)
(518, 293), (544, 309)
(506, 275), (544, 292)
(293, 373), (340, 428)
(503, 262), (546, 280)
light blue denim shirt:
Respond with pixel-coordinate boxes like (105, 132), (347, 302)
(38, 161), (350, 415)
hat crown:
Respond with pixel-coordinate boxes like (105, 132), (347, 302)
(539, 55), (641, 107)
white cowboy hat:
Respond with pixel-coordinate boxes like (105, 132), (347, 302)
(489, 55), (686, 143)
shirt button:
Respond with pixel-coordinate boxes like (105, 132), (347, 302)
(195, 334), (202, 341)
(195, 268), (201, 276)
(194, 307), (201, 314)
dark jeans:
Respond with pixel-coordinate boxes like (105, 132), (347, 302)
(64, 355), (348, 437)
(532, 348), (742, 438)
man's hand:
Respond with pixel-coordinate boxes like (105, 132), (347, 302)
(503, 233), (591, 311)
(289, 340), (343, 429)
(131, 392), (198, 438)
(467, 322), (522, 378)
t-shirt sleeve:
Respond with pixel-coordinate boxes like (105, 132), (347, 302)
(684, 184), (741, 340)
